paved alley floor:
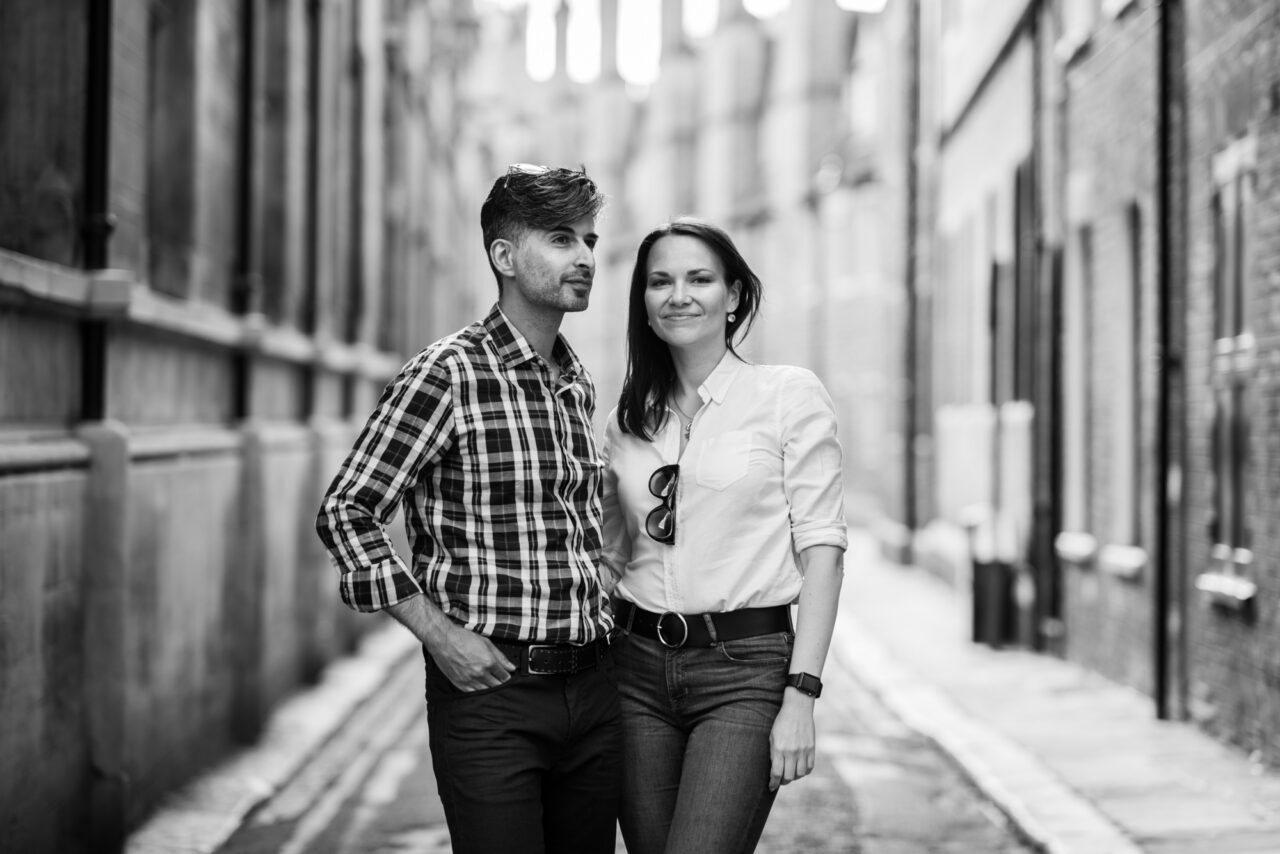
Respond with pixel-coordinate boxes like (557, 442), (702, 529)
(203, 619), (1034, 853)
(127, 528), (1280, 854)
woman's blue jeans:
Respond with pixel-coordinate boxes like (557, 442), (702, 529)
(613, 628), (792, 854)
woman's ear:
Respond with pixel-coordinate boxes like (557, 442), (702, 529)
(728, 280), (742, 313)
(490, 239), (517, 279)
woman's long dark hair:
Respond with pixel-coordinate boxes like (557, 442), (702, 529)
(616, 218), (763, 440)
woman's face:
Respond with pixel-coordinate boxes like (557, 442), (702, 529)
(643, 234), (740, 354)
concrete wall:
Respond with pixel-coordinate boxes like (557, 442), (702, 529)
(0, 1), (471, 850)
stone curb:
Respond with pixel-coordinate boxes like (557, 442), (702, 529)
(125, 623), (420, 854)
(830, 602), (1144, 854)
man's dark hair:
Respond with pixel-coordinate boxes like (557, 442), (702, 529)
(480, 165), (605, 288)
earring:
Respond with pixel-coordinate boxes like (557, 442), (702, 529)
(727, 313), (736, 323)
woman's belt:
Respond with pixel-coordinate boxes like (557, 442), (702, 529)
(614, 599), (792, 649)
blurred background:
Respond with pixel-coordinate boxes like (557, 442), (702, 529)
(2, 0), (1278, 851)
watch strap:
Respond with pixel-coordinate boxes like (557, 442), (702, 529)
(786, 671), (823, 698)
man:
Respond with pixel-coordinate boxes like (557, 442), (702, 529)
(316, 165), (618, 854)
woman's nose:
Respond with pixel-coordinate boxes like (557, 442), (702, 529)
(670, 280), (691, 303)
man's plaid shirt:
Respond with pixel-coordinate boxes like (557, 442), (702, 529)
(316, 305), (613, 645)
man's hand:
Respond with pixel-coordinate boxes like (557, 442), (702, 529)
(768, 691), (816, 791)
(431, 623), (517, 691)
(384, 595), (516, 691)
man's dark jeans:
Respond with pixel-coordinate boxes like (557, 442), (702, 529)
(424, 648), (622, 854)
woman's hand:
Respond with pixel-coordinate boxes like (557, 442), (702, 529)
(768, 690), (817, 791)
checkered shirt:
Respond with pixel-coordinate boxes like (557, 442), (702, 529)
(316, 305), (612, 644)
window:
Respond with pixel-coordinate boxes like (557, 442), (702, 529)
(1197, 135), (1257, 609)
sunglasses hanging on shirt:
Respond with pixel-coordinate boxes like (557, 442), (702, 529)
(645, 464), (679, 544)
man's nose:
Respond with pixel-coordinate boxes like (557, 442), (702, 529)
(575, 242), (595, 271)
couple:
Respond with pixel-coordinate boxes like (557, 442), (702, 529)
(316, 164), (847, 854)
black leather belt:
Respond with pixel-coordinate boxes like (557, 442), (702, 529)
(492, 636), (610, 676)
(615, 600), (792, 649)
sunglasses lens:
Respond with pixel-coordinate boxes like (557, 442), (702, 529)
(646, 506), (674, 543)
(649, 465), (677, 498)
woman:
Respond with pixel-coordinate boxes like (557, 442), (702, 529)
(601, 218), (847, 854)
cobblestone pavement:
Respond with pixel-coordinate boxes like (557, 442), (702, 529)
(215, 641), (1033, 854)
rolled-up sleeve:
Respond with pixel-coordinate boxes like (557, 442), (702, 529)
(316, 352), (454, 612)
(779, 370), (848, 554)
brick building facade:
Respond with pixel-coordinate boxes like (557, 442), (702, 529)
(916, 0), (1280, 765)
(1182, 0), (1280, 764)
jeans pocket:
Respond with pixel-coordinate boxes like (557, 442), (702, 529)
(716, 631), (793, 664)
(425, 654), (521, 702)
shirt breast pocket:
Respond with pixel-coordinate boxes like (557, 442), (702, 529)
(695, 430), (753, 491)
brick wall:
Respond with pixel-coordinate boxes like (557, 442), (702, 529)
(1183, 0), (1280, 764)
(1059, 1), (1161, 694)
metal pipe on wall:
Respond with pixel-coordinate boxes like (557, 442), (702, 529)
(82, 0), (115, 425)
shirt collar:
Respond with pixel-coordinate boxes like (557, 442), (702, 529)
(483, 304), (584, 381)
(699, 351), (745, 404)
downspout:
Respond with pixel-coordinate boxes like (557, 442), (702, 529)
(1154, 0), (1185, 720)
(83, 0), (114, 271)
(82, 0), (115, 422)
(903, 0), (921, 561)
(233, 0), (260, 420)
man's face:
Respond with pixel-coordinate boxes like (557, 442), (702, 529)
(503, 215), (599, 316)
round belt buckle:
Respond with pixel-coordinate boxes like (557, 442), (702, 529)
(656, 611), (689, 649)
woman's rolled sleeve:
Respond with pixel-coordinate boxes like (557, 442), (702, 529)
(780, 371), (848, 554)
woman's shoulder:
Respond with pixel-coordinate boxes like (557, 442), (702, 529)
(743, 362), (824, 389)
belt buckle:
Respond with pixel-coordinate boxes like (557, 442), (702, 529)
(656, 612), (689, 649)
(525, 644), (563, 676)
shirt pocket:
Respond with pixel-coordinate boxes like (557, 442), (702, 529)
(695, 430), (753, 491)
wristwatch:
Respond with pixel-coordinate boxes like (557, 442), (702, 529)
(786, 672), (823, 698)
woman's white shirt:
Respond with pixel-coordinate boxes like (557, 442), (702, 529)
(600, 354), (848, 614)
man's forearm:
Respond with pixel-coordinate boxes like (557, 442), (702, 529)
(385, 594), (453, 650)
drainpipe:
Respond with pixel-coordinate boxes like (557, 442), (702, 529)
(233, 0), (261, 420)
(82, 0), (115, 423)
(83, 0), (114, 271)
(1154, 0), (1185, 720)
(902, 0), (921, 562)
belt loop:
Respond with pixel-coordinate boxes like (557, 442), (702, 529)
(701, 613), (718, 645)
(786, 606), (795, 635)
(624, 600), (636, 635)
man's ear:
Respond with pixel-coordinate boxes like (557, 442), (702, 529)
(490, 239), (517, 278)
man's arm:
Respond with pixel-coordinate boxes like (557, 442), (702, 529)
(385, 595), (515, 690)
(316, 354), (451, 613)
